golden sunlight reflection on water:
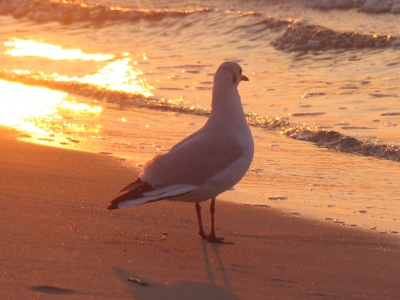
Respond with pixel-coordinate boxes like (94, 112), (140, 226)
(4, 38), (154, 97)
(0, 80), (102, 139)
(51, 58), (154, 97)
(4, 38), (115, 61)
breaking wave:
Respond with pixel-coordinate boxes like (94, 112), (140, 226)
(305, 0), (400, 14)
(1, 0), (399, 53)
(271, 22), (400, 52)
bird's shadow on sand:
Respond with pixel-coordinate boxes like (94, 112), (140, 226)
(113, 241), (243, 300)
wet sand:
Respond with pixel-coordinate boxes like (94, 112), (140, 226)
(1, 127), (399, 300)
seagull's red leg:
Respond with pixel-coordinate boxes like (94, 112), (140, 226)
(195, 202), (208, 239)
(208, 197), (233, 244)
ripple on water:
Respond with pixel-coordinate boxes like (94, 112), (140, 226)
(380, 111), (400, 116)
(369, 93), (398, 98)
(301, 91), (326, 98)
(289, 111), (326, 117)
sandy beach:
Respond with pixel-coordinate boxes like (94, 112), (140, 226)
(1, 126), (399, 300)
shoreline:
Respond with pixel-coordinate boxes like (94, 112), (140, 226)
(1, 126), (400, 299)
(5, 121), (400, 236)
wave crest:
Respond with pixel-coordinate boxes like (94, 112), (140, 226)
(0, 0), (212, 24)
(272, 23), (399, 52)
(305, 0), (400, 14)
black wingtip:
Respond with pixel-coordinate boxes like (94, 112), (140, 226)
(107, 203), (119, 210)
(107, 181), (153, 210)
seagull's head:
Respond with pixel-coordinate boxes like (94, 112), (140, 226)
(214, 62), (249, 88)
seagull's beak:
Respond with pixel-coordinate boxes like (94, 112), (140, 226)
(241, 75), (249, 81)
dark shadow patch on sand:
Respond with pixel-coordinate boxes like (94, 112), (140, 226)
(113, 267), (243, 300)
(271, 278), (299, 284)
(306, 292), (342, 299)
(30, 285), (75, 295)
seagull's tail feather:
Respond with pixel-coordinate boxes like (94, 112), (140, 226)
(108, 180), (154, 210)
(107, 181), (198, 210)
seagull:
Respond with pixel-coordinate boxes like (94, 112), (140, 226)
(108, 62), (254, 243)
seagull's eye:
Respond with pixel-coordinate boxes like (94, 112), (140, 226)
(232, 72), (237, 84)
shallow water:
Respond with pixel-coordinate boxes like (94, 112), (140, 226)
(0, 0), (399, 234)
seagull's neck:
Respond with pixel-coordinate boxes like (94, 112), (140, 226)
(207, 85), (247, 129)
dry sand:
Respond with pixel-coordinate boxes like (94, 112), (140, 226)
(1, 127), (399, 300)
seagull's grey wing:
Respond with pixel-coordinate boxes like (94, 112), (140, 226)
(168, 125), (205, 151)
(140, 131), (244, 187)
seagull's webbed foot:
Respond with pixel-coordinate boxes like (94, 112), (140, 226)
(199, 231), (233, 244)
(207, 233), (233, 244)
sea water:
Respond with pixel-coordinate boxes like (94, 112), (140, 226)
(0, 0), (399, 234)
